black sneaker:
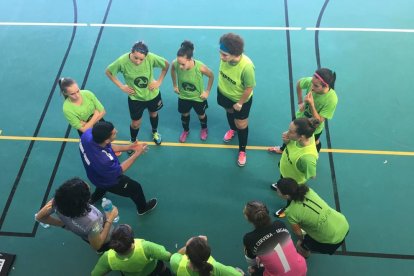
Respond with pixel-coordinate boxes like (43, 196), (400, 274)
(270, 183), (278, 191)
(127, 140), (136, 156)
(274, 207), (286, 218)
(137, 198), (158, 216)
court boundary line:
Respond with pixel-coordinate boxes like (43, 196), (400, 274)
(1, 135), (413, 156)
(3, 22), (414, 33)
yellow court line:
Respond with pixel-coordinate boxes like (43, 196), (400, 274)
(0, 135), (413, 156)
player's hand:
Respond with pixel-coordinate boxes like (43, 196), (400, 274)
(282, 131), (289, 143)
(200, 91), (209, 100)
(233, 102), (242, 111)
(304, 92), (314, 106)
(173, 86), (180, 94)
(120, 85), (135, 95)
(149, 80), (160, 90)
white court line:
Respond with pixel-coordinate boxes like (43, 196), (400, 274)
(89, 23), (302, 31)
(0, 22), (87, 27)
(1, 22), (413, 33)
(306, 27), (414, 33)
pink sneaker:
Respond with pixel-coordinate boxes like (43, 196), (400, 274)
(179, 130), (189, 143)
(237, 151), (246, 167)
(200, 128), (208, 141)
(223, 129), (235, 142)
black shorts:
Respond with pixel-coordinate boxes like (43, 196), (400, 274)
(128, 92), (163, 121)
(178, 98), (208, 115)
(217, 88), (252, 120)
(314, 131), (322, 141)
(300, 233), (347, 255)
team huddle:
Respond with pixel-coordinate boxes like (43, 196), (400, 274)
(35, 33), (349, 276)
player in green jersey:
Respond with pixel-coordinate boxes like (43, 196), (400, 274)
(59, 77), (106, 136)
(171, 40), (214, 143)
(217, 33), (256, 167)
(106, 41), (169, 148)
(274, 178), (349, 258)
(268, 68), (337, 154)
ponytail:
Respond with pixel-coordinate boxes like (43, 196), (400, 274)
(186, 237), (213, 276)
(177, 40), (194, 59)
(294, 117), (321, 138)
(58, 77), (75, 99)
(244, 201), (271, 228)
(276, 178), (309, 202)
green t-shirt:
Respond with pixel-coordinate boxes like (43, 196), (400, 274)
(296, 77), (338, 134)
(173, 59), (206, 102)
(286, 188), (349, 244)
(218, 54), (255, 102)
(170, 253), (241, 276)
(107, 52), (167, 101)
(62, 90), (104, 130)
(280, 136), (318, 184)
(91, 239), (171, 276)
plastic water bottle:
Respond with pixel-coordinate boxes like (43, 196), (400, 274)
(34, 213), (50, 229)
(101, 198), (119, 223)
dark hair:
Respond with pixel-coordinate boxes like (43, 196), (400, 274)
(131, 41), (148, 55)
(109, 224), (134, 254)
(186, 237), (213, 276)
(244, 201), (271, 228)
(293, 117), (320, 138)
(276, 178), (309, 202)
(92, 121), (114, 144)
(315, 68), (336, 89)
(219, 33), (244, 56)
(58, 77), (76, 98)
(177, 40), (194, 59)
(54, 177), (91, 218)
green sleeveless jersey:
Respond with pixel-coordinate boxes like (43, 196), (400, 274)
(173, 59), (205, 102)
(280, 136), (318, 184)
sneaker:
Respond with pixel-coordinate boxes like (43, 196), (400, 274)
(200, 128), (208, 141)
(127, 140), (136, 156)
(179, 130), (189, 143)
(152, 132), (162, 145)
(270, 183), (278, 191)
(274, 207), (286, 218)
(223, 129), (235, 142)
(138, 198), (158, 216)
(268, 146), (283, 154)
(237, 151), (246, 167)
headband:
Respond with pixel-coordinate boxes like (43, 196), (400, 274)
(314, 73), (328, 87)
(219, 43), (230, 54)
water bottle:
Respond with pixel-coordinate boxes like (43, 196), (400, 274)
(34, 213), (50, 229)
(101, 198), (119, 223)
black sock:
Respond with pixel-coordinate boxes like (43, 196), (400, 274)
(237, 126), (248, 152)
(130, 125), (139, 142)
(150, 115), (159, 133)
(316, 141), (322, 152)
(226, 112), (237, 130)
(199, 115), (207, 129)
(181, 115), (190, 131)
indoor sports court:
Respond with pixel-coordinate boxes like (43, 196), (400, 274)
(0, 0), (413, 275)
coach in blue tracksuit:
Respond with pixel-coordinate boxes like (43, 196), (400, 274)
(79, 121), (157, 215)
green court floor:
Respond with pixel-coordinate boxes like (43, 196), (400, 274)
(1, 0), (413, 275)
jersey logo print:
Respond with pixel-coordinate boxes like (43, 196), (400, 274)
(181, 82), (196, 92)
(220, 71), (236, 85)
(134, 76), (149, 88)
